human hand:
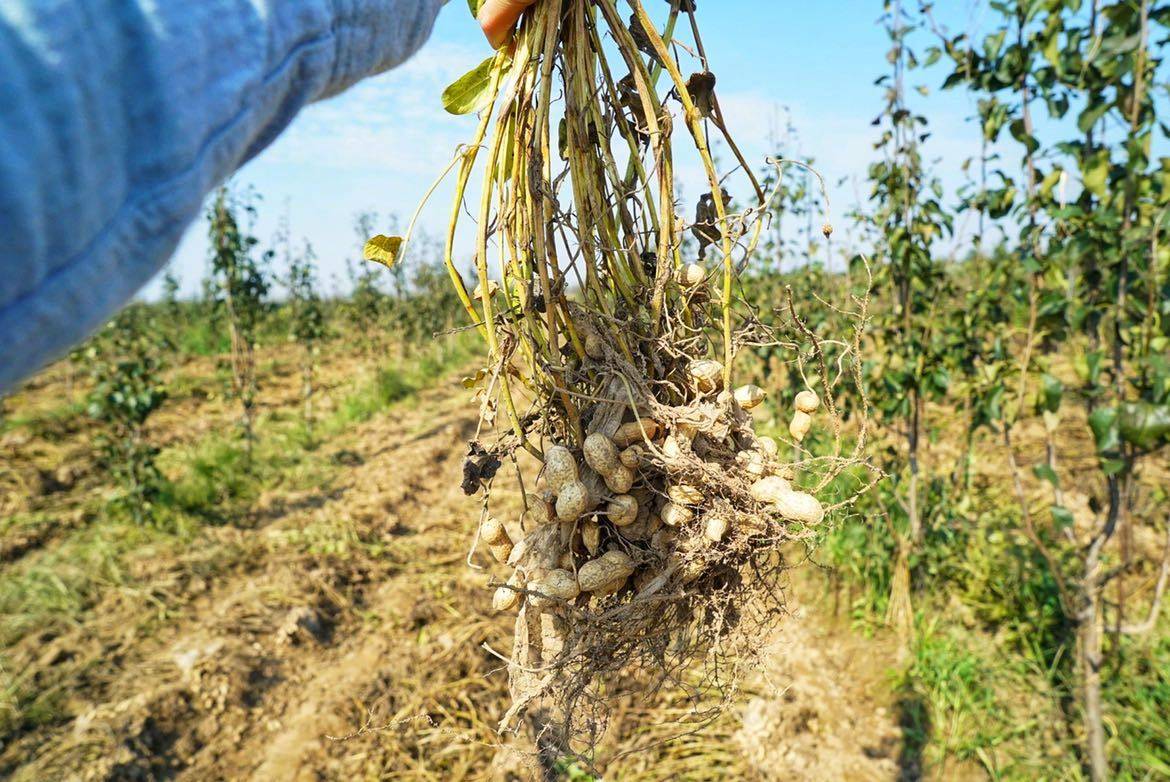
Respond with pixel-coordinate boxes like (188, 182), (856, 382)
(477, 0), (539, 49)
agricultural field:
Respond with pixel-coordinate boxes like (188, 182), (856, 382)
(3, 1), (1170, 781)
(0, 310), (912, 781)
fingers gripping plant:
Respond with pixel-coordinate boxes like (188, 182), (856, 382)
(85, 306), (169, 525)
(209, 187), (270, 462)
(369, 0), (876, 766)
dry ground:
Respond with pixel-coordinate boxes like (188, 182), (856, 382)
(0, 341), (922, 781)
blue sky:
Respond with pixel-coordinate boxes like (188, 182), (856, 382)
(153, 0), (992, 299)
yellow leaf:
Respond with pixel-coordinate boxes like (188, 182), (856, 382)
(442, 56), (499, 115)
(1082, 151), (1110, 198)
(462, 368), (488, 389)
(363, 235), (404, 269)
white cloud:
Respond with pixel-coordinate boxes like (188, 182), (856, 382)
(263, 42), (483, 175)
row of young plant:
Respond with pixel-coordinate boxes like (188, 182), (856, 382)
(79, 188), (464, 527)
(738, 1), (1169, 778)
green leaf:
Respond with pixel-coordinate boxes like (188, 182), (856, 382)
(1077, 99), (1110, 134)
(442, 55), (499, 115)
(1009, 119), (1039, 154)
(1041, 31), (1061, 71)
(466, 0), (482, 17)
(1075, 350), (1105, 387)
(1038, 168), (1063, 198)
(1088, 407), (1120, 454)
(1118, 401), (1170, 451)
(1101, 458), (1127, 477)
(984, 29), (1007, 60)
(363, 235), (404, 269)
(1039, 373), (1063, 413)
(1100, 31), (1141, 57)
(1051, 505), (1075, 530)
(1033, 462), (1060, 487)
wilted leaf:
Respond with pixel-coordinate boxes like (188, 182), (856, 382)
(686, 71), (717, 118)
(629, 13), (664, 66)
(442, 56), (499, 115)
(461, 368), (488, 389)
(461, 442), (501, 495)
(473, 280), (500, 300)
(363, 235), (404, 269)
(616, 74), (650, 143)
(692, 188), (731, 259)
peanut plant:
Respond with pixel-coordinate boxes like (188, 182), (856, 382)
(370, 0), (876, 768)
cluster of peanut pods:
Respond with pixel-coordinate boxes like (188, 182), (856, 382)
(481, 371), (826, 616)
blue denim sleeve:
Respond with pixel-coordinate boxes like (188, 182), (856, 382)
(0, 0), (447, 393)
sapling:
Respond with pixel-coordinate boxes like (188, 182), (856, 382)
(866, 0), (953, 629)
(287, 239), (326, 436)
(85, 305), (168, 525)
(208, 187), (270, 462)
(346, 211), (391, 360)
(162, 267), (182, 323)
